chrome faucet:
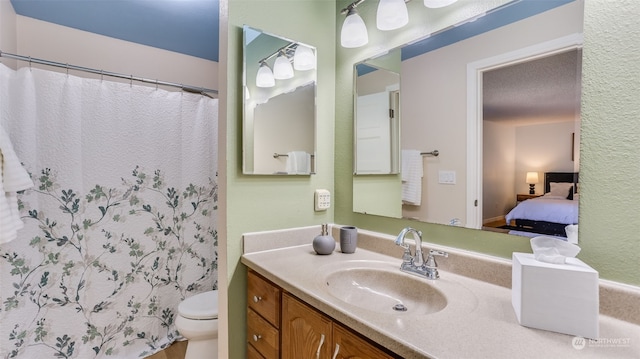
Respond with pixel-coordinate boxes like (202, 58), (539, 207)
(395, 227), (448, 280)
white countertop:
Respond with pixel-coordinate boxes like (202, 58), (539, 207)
(241, 244), (640, 359)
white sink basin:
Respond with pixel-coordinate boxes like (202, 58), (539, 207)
(316, 260), (447, 315)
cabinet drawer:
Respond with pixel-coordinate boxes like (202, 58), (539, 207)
(247, 308), (279, 359)
(248, 270), (281, 328)
(247, 340), (266, 359)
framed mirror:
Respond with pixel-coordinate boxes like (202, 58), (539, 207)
(352, 0), (583, 238)
(242, 25), (317, 175)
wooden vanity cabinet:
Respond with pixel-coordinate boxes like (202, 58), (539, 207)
(247, 270), (281, 359)
(247, 270), (396, 359)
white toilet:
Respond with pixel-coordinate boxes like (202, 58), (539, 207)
(175, 290), (219, 359)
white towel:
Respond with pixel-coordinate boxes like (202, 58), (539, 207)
(0, 125), (34, 244)
(401, 149), (423, 205)
(286, 151), (311, 174)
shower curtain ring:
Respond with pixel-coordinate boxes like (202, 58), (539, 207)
(130, 75), (133, 87)
(101, 70), (104, 82)
(66, 63), (69, 76)
(28, 56), (32, 71)
(156, 79), (158, 90)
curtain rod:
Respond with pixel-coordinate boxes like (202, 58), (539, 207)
(0, 50), (218, 97)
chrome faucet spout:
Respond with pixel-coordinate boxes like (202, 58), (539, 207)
(395, 227), (424, 266)
(395, 227), (447, 280)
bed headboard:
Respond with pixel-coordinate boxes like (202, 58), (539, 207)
(545, 172), (579, 194)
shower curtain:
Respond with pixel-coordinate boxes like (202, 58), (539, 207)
(0, 64), (218, 358)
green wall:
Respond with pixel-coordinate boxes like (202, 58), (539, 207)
(225, 0), (335, 357)
(578, 0), (640, 284)
(335, 0), (640, 285)
(224, 0), (639, 356)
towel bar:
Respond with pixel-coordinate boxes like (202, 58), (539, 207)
(274, 153), (315, 158)
(420, 150), (439, 157)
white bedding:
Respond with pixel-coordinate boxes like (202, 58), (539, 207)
(506, 196), (578, 225)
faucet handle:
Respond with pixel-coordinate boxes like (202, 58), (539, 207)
(425, 249), (448, 269)
(429, 249), (448, 258)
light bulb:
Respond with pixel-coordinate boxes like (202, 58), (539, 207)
(273, 52), (294, 80)
(341, 8), (368, 48)
(256, 62), (275, 88)
(424, 0), (458, 8)
(293, 44), (316, 71)
(377, 0), (409, 31)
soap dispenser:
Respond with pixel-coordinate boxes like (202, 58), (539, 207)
(313, 223), (335, 255)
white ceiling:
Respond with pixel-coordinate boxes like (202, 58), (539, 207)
(483, 49), (582, 125)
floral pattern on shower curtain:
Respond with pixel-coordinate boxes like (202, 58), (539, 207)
(0, 64), (218, 358)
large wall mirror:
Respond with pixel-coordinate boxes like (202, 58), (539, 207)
(243, 25), (317, 175)
(353, 0), (584, 238)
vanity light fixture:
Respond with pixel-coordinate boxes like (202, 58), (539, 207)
(423, 0), (458, 8)
(377, 0), (409, 31)
(256, 61), (275, 88)
(273, 50), (294, 80)
(526, 171), (539, 194)
(293, 44), (316, 71)
(341, 0), (368, 48)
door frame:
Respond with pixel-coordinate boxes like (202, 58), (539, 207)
(465, 33), (583, 229)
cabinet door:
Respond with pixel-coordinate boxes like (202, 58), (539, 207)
(282, 293), (332, 359)
(332, 323), (394, 359)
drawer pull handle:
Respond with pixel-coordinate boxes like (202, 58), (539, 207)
(316, 334), (325, 358)
(252, 334), (262, 342)
(253, 295), (262, 303)
(332, 343), (340, 359)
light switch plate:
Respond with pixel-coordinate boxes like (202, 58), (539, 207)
(438, 170), (456, 184)
(314, 189), (330, 211)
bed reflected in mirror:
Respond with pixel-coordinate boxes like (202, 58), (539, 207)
(485, 172), (579, 238)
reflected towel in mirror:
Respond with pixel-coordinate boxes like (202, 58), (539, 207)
(401, 149), (422, 205)
(286, 151), (311, 174)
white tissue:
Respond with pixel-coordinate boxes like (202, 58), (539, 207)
(530, 236), (581, 264)
(565, 224), (578, 244)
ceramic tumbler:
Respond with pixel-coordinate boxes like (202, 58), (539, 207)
(340, 226), (358, 254)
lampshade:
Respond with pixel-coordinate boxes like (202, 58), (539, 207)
(377, 0), (409, 31)
(424, 0), (458, 8)
(341, 8), (368, 48)
(293, 44), (316, 71)
(526, 172), (539, 184)
(273, 52), (294, 80)
(256, 62), (275, 88)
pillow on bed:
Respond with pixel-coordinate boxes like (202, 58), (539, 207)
(546, 182), (574, 198)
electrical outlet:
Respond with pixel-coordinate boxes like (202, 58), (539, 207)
(314, 189), (331, 211)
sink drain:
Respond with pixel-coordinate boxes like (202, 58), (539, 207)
(392, 304), (408, 312)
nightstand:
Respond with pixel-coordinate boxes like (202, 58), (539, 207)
(517, 193), (542, 203)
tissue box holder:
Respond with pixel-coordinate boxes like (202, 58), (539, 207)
(512, 252), (599, 338)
